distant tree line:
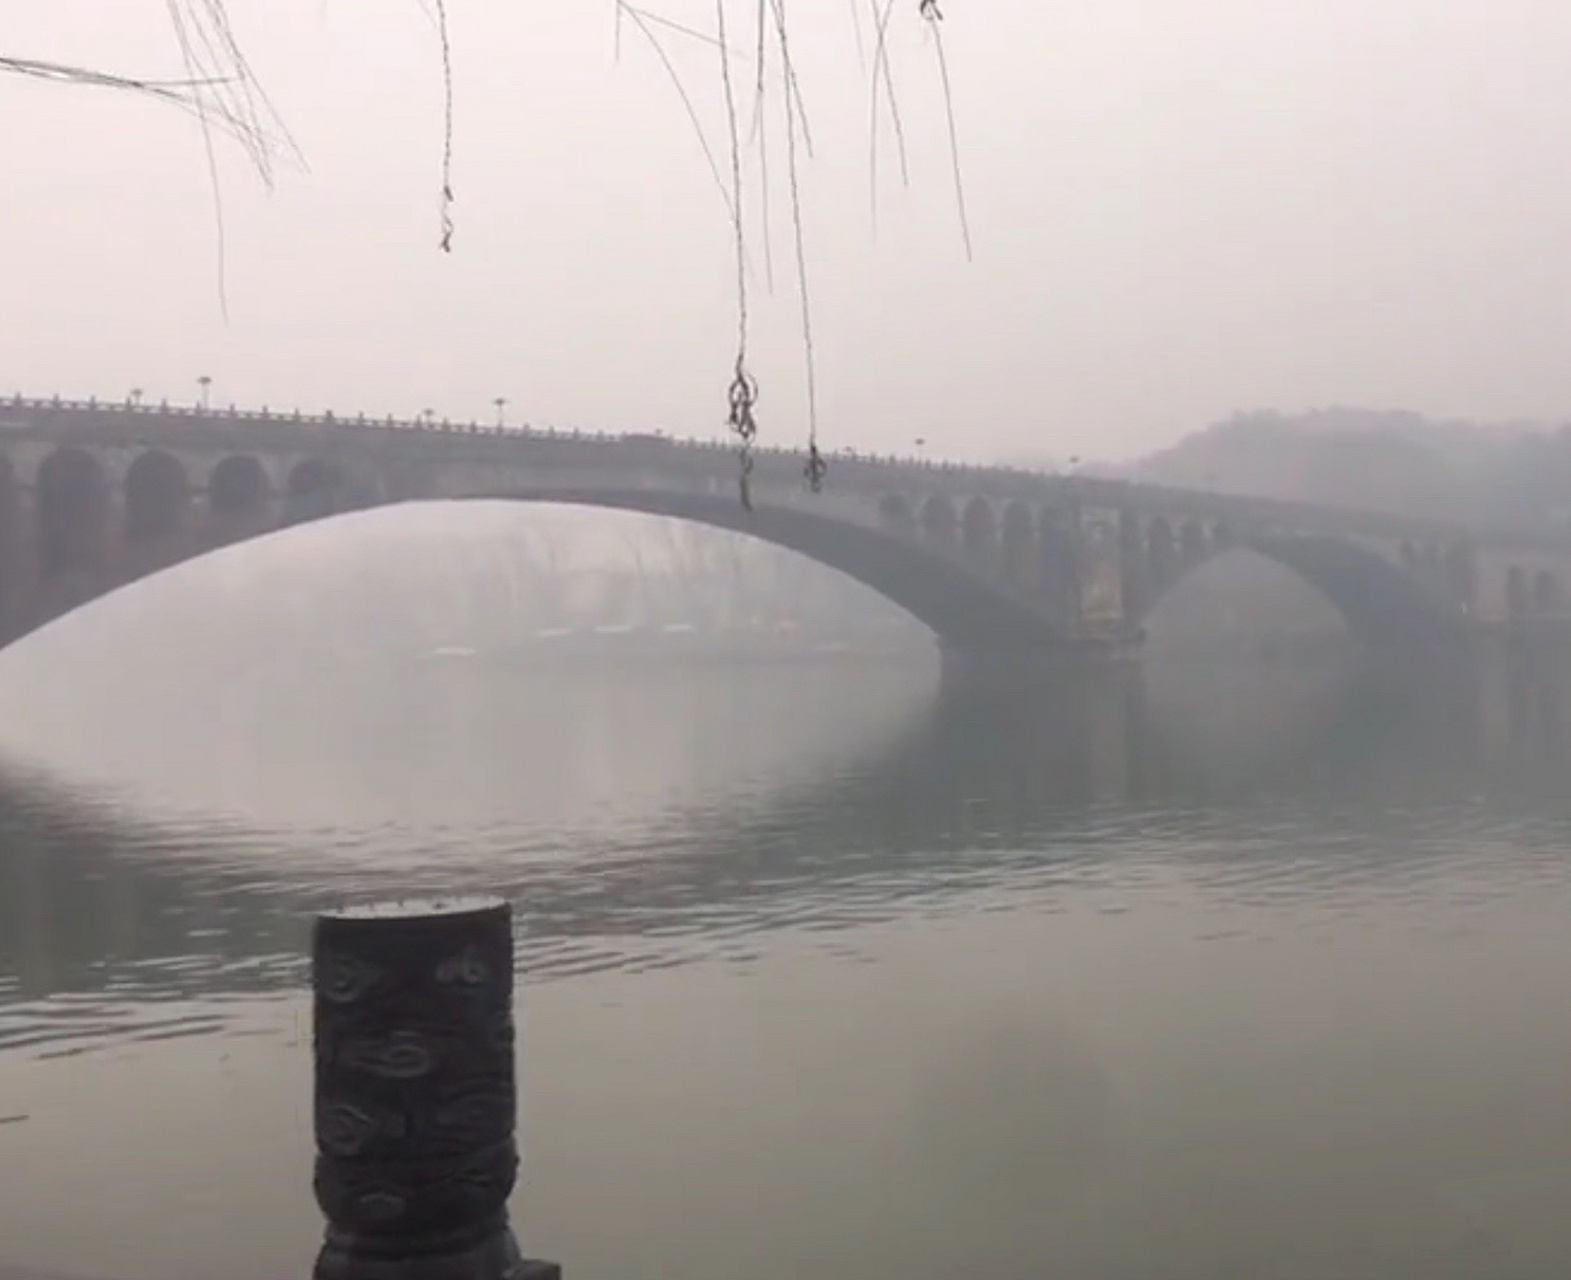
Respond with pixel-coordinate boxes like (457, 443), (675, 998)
(1134, 407), (1571, 529)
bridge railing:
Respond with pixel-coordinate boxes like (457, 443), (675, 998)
(4, 391), (1044, 484)
(19, 391), (1571, 546)
(0, 394), (1483, 510)
(32, 394), (1517, 526)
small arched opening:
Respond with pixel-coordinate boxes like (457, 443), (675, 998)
(921, 495), (957, 546)
(961, 497), (998, 565)
(37, 446), (110, 578)
(1001, 502), (1036, 589)
(285, 457), (347, 525)
(878, 493), (916, 537)
(210, 454), (271, 527)
(124, 450), (190, 544)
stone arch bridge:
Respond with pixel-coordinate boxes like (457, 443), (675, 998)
(0, 395), (1566, 663)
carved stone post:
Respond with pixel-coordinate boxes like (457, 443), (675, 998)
(312, 897), (560, 1280)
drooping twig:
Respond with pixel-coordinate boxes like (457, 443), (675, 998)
(167, 0), (234, 316)
(0, 56), (260, 146)
(922, 0), (972, 260)
(749, 0), (777, 293)
(770, 0), (815, 160)
(769, 0), (825, 493)
(717, 0), (760, 509)
(168, 0), (296, 181)
(4, 3), (295, 312)
(847, 0), (868, 73)
(434, 0), (456, 252)
(867, 0), (911, 232)
(622, 4), (731, 50)
(616, 1), (738, 224)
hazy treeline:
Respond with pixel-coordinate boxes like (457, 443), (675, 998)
(1133, 407), (1571, 528)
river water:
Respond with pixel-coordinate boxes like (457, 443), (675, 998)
(3, 557), (1571, 1278)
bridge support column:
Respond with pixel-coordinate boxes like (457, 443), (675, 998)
(1443, 542), (1478, 616)
(1038, 509), (1083, 633)
(0, 487), (38, 645)
(1117, 511), (1148, 628)
(1146, 517), (1177, 597)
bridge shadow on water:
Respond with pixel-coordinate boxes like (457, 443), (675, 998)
(0, 649), (1568, 1055)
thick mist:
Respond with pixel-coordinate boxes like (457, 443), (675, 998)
(9, 2), (1571, 463)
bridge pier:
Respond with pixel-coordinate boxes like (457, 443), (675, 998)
(938, 631), (1141, 684)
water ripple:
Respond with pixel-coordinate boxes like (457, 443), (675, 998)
(6, 661), (1571, 1058)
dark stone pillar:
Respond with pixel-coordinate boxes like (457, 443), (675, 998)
(312, 897), (560, 1280)
(1038, 510), (1082, 633)
(1117, 511), (1147, 624)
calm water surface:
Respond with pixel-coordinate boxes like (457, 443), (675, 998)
(3, 633), (1571, 1280)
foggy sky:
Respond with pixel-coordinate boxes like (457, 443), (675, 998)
(6, 0), (1571, 464)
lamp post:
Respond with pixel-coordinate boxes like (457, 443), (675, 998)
(198, 375), (213, 411)
(129, 387), (143, 408)
(495, 397), (508, 429)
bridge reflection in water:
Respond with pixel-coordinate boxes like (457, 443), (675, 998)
(1, 650), (1566, 1038)
(6, 648), (1571, 1280)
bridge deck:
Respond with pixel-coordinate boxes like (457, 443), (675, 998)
(2, 394), (1563, 551)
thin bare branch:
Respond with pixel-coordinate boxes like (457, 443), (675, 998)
(616, 1), (738, 223)
(769, 0), (824, 490)
(923, 5), (972, 260)
(868, 0), (910, 231)
(434, 0), (456, 251)
(0, 54), (280, 161)
(167, 0), (233, 316)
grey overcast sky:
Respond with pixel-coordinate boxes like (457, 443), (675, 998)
(5, 0), (1571, 464)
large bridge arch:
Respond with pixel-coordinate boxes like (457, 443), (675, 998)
(3, 487), (1076, 657)
(1136, 532), (1469, 661)
(469, 489), (1067, 653)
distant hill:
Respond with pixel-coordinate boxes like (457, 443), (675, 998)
(1126, 407), (1571, 527)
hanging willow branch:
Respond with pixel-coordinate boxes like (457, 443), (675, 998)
(10, 0), (965, 502)
(0, 52), (284, 175)
(920, 0), (972, 260)
(430, 0), (457, 252)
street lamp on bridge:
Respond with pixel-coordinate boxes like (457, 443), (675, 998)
(197, 375), (212, 411)
(495, 396), (508, 429)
